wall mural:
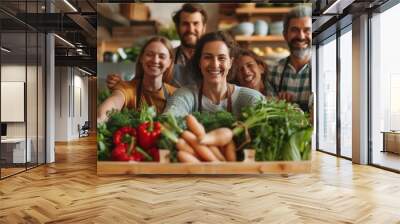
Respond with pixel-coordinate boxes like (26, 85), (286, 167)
(96, 3), (313, 175)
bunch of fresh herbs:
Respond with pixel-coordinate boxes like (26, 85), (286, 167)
(235, 100), (312, 161)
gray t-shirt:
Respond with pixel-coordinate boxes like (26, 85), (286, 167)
(170, 46), (200, 88)
(163, 84), (264, 117)
(202, 86), (242, 113)
(170, 64), (201, 88)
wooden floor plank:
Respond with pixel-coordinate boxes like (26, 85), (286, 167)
(0, 135), (399, 223)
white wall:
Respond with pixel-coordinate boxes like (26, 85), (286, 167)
(54, 67), (68, 141)
(1, 65), (26, 140)
(1, 65), (34, 138)
(1, 65), (26, 81)
(54, 67), (89, 141)
(72, 73), (89, 138)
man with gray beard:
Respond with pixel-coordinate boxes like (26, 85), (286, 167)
(268, 5), (312, 112)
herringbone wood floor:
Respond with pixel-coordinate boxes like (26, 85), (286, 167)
(0, 136), (399, 224)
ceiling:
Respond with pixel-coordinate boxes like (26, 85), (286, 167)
(0, 0), (97, 73)
(312, 0), (391, 43)
(1, 0), (395, 74)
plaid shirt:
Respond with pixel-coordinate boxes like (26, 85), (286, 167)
(268, 57), (311, 112)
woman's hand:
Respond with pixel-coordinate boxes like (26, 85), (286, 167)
(106, 74), (122, 90)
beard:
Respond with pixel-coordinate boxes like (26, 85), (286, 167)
(179, 32), (199, 48)
(289, 38), (311, 59)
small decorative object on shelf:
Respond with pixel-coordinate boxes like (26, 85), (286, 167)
(103, 51), (115, 63)
(101, 46), (141, 63)
(269, 21), (284, 35)
(232, 22), (255, 36)
(254, 20), (269, 35)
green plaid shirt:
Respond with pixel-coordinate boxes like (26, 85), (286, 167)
(268, 57), (311, 112)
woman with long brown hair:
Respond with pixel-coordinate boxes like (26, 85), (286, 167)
(98, 36), (176, 122)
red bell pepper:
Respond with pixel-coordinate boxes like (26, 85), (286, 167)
(147, 147), (160, 162)
(113, 126), (136, 145)
(112, 143), (144, 161)
(111, 125), (159, 161)
(137, 121), (161, 150)
(112, 126), (144, 161)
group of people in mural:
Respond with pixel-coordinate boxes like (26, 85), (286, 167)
(97, 3), (312, 122)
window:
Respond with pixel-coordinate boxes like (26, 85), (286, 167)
(371, 3), (400, 171)
(0, 1), (47, 179)
(317, 36), (337, 154)
(339, 28), (352, 158)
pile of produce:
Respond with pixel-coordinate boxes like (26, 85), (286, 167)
(238, 100), (312, 161)
(97, 105), (162, 161)
(160, 113), (237, 163)
(97, 100), (313, 162)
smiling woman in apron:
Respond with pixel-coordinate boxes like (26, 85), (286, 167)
(232, 48), (277, 98)
(163, 31), (264, 118)
(97, 36), (176, 123)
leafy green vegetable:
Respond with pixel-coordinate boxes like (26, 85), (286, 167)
(234, 100), (312, 161)
(157, 134), (177, 162)
(156, 113), (187, 162)
(106, 108), (140, 134)
(192, 111), (235, 132)
(97, 122), (113, 160)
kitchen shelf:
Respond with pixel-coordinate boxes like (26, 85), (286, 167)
(235, 7), (292, 15)
(97, 39), (137, 62)
(235, 35), (285, 42)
